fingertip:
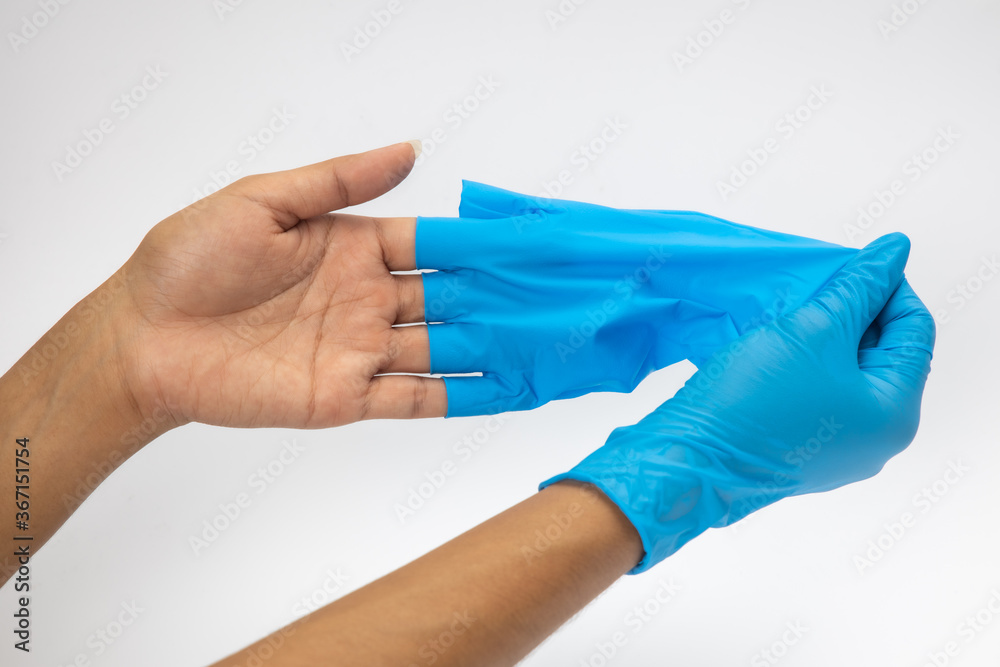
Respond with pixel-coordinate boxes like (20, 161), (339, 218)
(238, 143), (419, 226)
(875, 232), (910, 274)
(874, 231), (910, 252)
(407, 139), (423, 161)
(862, 232), (909, 277)
(372, 141), (418, 194)
(804, 233), (913, 339)
(876, 278), (937, 356)
(439, 372), (535, 418)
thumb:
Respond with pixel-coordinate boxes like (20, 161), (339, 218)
(803, 232), (911, 342)
(232, 140), (421, 230)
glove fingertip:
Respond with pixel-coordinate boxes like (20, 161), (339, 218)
(806, 232), (911, 338)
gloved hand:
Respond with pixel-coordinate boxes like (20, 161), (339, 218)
(416, 181), (855, 417)
(539, 233), (935, 573)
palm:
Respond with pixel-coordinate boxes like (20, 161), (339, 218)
(116, 144), (443, 428)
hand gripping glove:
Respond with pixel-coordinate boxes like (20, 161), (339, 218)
(539, 233), (935, 573)
(416, 181), (856, 417)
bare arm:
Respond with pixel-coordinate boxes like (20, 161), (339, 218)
(0, 272), (163, 584)
(210, 480), (643, 667)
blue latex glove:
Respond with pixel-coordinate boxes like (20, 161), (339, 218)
(540, 233), (935, 573)
(416, 181), (856, 417)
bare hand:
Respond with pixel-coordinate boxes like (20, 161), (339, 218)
(115, 142), (444, 429)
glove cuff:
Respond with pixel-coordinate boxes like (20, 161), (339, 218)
(539, 456), (730, 574)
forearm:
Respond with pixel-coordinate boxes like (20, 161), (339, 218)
(0, 269), (170, 585)
(211, 480), (643, 667)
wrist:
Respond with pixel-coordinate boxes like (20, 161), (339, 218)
(0, 269), (179, 560)
(541, 479), (644, 574)
(106, 265), (187, 437)
(542, 449), (727, 573)
(2, 267), (176, 455)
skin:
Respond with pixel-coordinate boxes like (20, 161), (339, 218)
(0, 142), (443, 571)
(208, 481), (641, 667)
(120, 141), (446, 429)
(0, 141), (643, 666)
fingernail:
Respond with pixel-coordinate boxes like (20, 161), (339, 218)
(407, 139), (423, 160)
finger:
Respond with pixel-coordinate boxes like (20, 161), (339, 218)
(415, 215), (473, 270)
(858, 278), (935, 380)
(362, 376), (447, 420)
(440, 374), (530, 417)
(871, 278), (936, 354)
(376, 217), (418, 271)
(427, 322), (494, 374)
(416, 213), (540, 271)
(414, 181), (543, 270)
(414, 186), (556, 270)
(859, 321), (880, 351)
(235, 141), (420, 230)
(422, 270), (473, 323)
(806, 232), (911, 341)
(382, 326), (430, 373)
(394, 273), (424, 324)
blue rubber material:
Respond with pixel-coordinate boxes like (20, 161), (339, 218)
(416, 181), (857, 417)
(540, 234), (935, 573)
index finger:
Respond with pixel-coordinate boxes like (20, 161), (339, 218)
(858, 278), (936, 380)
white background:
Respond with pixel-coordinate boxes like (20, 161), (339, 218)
(1, 1), (998, 666)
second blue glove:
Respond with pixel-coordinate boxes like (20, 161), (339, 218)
(417, 181), (856, 417)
